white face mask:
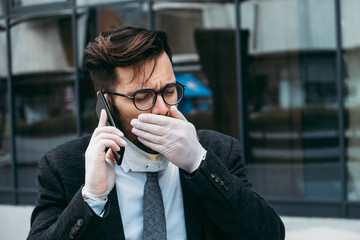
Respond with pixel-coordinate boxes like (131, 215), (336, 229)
(122, 137), (169, 172)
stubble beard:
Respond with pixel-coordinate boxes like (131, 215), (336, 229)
(111, 104), (159, 154)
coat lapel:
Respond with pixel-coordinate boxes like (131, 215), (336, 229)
(180, 170), (204, 240)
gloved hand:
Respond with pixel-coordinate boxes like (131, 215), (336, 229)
(130, 106), (206, 173)
(83, 109), (126, 201)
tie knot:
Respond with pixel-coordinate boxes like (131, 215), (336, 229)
(146, 172), (158, 179)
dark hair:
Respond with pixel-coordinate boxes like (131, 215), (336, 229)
(84, 26), (172, 91)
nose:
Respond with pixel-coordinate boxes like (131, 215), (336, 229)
(151, 94), (169, 115)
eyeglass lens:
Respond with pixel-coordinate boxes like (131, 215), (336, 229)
(134, 84), (184, 110)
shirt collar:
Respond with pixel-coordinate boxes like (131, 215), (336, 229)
(120, 137), (169, 173)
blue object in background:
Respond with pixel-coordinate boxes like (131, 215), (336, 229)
(176, 73), (212, 97)
(176, 73), (212, 114)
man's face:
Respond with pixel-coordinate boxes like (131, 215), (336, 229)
(109, 52), (176, 153)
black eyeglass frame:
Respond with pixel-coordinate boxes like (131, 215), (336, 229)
(103, 82), (186, 111)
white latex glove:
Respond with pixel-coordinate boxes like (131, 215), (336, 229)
(83, 109), (126, 201)
(130, 106), (206, 173)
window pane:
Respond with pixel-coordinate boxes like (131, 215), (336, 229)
(0, 0), (6, 16)
(0, 20), (13, 194)
(153, 0), (233, 2)
(242, 0), (340, 200)
(11, 14), (77, 198)
(12, 0), (66, 7)
(0, 20), (7, 77)
(77, 4), (149, 134)
(154, 2), (237, 138)
(342, 0), (360, 202)
(77, 0), (131, 7)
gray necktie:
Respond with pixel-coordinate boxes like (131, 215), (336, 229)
(143, 172), (167, 240)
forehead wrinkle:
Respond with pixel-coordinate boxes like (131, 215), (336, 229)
(115, 66), (134, 85)
(143, 56), (174, 91)
(125, 59), (157, 85)
(115, 52), (173, 94)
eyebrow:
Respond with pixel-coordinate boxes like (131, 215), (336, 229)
(126, 81), (177, 96)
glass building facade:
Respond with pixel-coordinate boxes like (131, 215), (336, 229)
(0, 0), (360, 218)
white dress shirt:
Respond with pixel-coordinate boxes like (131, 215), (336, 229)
(115, 160), (187, 240)
(85, 139), (187, 240)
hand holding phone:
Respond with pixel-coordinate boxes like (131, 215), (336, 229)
(83, 106), (126, 201)
(95, 91), (125, 165)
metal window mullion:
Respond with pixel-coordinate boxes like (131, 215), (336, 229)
(334, 0), (347, 217)
(235, 0), (246, 163)
(6, 0), (18, 204)
(72, 0), (81, 137)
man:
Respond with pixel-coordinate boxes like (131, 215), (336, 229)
(28, 26), (285, 240)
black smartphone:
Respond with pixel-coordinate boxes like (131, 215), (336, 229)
(95, 91), (125, 165)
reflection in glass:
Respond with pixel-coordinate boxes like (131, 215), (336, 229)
(0, 0), (6, 16)
(11, 15), (76, 193)
(12, 0), (65, 7)
(0, 20), (6, 77)
(242, 0), (341, 200)
(12, 16), (73, 74)
(342, 0), (360, 202)
(154, 2), (237, 137)
(0, 20), (13, 192)
(77, 0), (120, 6)
(78, 5), (149, 134)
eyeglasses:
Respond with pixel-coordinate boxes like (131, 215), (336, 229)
(104, 82), (186, 111)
